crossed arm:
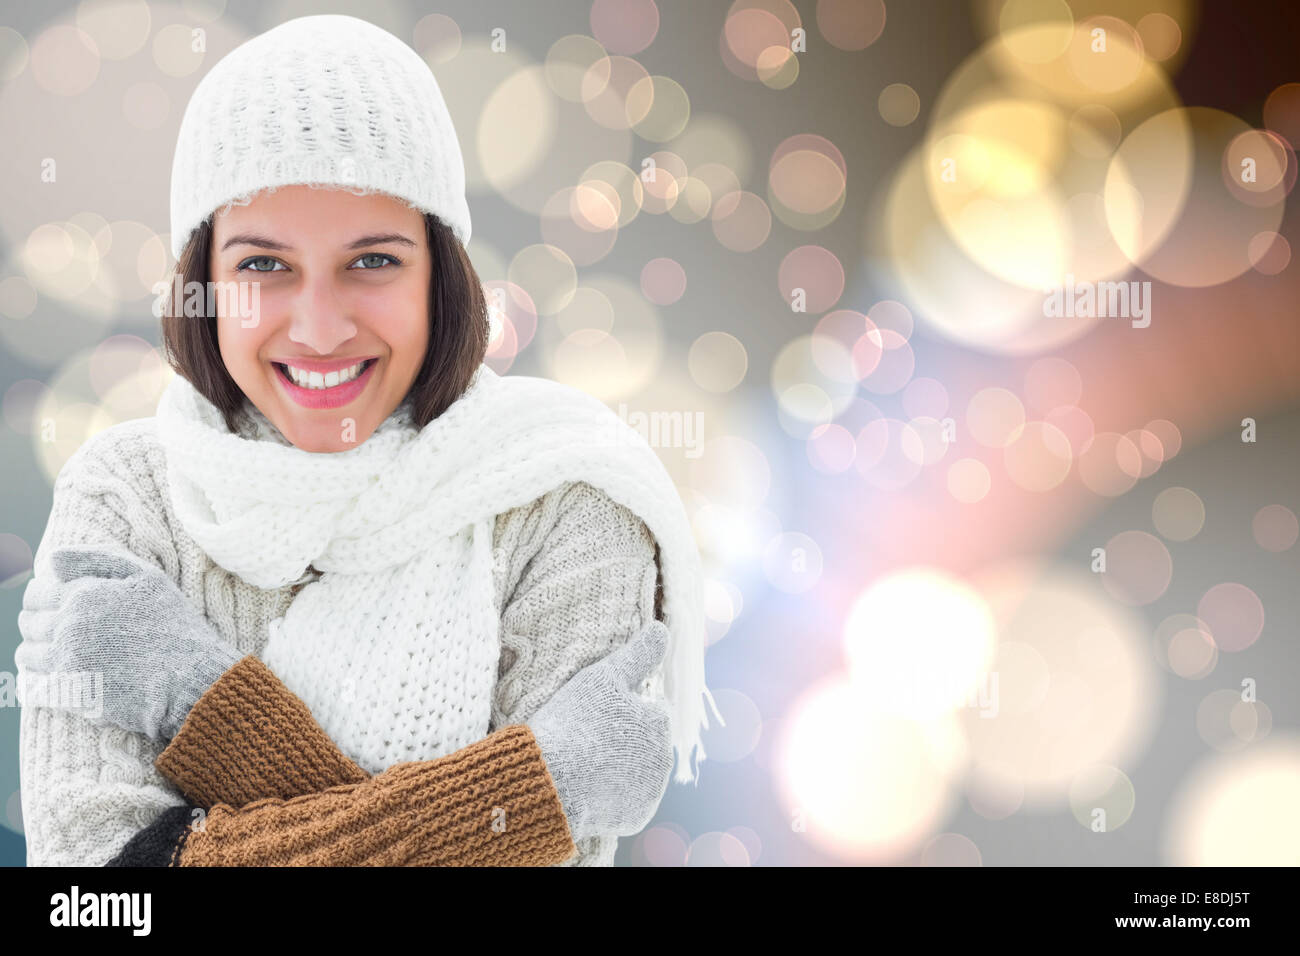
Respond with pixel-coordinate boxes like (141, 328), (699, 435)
(16, 429), (669, 867)
(104, 482), (670, 867)
(108, 655), (578, 866)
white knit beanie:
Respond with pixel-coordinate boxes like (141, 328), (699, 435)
(169, 14), (471, 262)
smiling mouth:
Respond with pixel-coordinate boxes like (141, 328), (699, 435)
(273, 358), (377, 390)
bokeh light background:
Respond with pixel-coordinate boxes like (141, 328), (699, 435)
(1, 0), (1297, 866)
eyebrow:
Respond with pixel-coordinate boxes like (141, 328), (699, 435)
(219, 232), (418, 253)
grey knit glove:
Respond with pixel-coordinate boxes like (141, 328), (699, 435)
(525, 619), (675, 842)
(15, 547), (243, 742)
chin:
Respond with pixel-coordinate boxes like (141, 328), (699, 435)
(285, 422), (374, 453)
(284, 429), (361, 455)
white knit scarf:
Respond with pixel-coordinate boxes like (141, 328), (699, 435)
(154, 363), (718, 783)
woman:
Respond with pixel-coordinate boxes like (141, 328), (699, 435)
(13, 14), (715, 866)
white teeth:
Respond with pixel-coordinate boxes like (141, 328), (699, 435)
(283, 360), (368, 389)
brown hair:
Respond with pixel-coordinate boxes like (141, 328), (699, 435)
(160, 212), (490, 434)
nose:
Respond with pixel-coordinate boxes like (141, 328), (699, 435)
(286, 272), (358, 355)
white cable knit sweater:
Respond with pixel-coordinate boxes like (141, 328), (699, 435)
(17, 371), (706, 866)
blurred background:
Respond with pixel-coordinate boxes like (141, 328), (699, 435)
(0, 0), (1297, 866)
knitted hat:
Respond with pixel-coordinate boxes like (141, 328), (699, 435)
(169, 14), (471, 262)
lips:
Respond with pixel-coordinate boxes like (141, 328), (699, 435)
(274, 358), (374, 385)
(270, 355), (379, 374)
(272, 357), (379, 410)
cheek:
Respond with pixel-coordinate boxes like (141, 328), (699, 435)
(404, 283), (431, 353)
(216, 316), (273, 377)
(401, 310), (429, 360)
(367, 289), (429, 366)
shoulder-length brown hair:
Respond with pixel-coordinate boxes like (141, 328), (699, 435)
(160, 211), (489, 434)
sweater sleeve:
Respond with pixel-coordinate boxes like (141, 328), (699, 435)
(112, 653), (576, 866)
(15, 425), (190, 867)
(96, 479), (659, 866)
(111, 721), (575, 867)
(118, 481), (664, 866)
(489, 480), (668, 866)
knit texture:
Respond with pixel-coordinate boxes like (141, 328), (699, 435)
(154, 362), (715, 785)
(105, 806), (194, 867)
(179, 725), (573, 866)
(17, 410), (671, 866)
(112, 725), (574, 866)
(16, 547), (245, 742)
(169, 14), (471, 260)
(527, 620), (674, 841)
(155, 654), (370, 807)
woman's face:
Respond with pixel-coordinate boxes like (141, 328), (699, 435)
(211, 184), (430, 452)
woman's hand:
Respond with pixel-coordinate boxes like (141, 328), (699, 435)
(15, 547), (242, 742)
(525, 618), (675, 842)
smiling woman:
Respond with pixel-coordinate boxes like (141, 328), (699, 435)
(162, 187), (488, 453)
(14, 13), (714, 870)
